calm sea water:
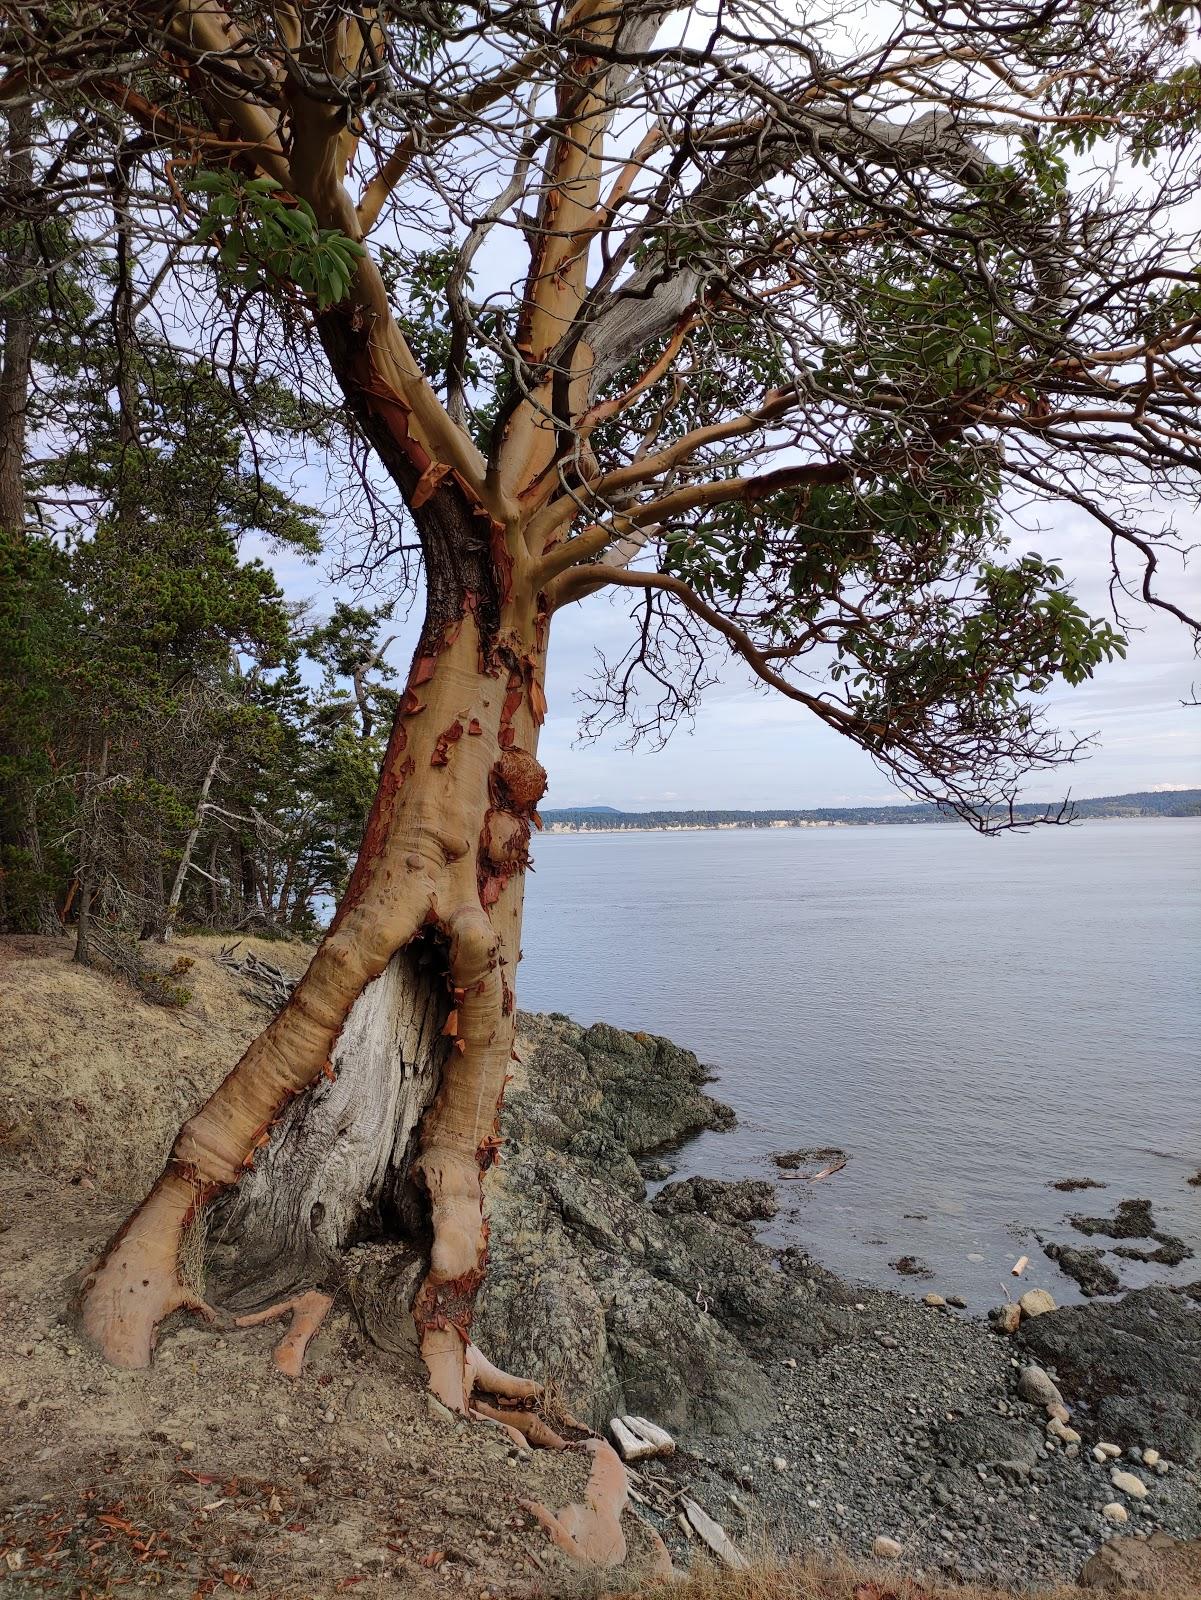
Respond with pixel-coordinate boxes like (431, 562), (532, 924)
(518, 818), (1201, 1308)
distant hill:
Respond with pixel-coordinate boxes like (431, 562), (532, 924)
(547, 804), (621, 814)
(540, 789), (1201, 832)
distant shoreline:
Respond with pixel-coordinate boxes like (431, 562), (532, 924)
(540, 788), (1200, 834)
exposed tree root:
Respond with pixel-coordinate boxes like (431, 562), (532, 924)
(235, 1289), (334, 1378)
(78, 1174), (225, 1368)
(522, 1439), (630, 1567)
(473, 1398), (569, 1451)
(470, 1408), (532, 1453)
(465, 1340), (541, 1402)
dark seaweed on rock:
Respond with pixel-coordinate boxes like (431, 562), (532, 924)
(1042, 1241), (1121, 1297)
(772, 1146), (847, 1171)
(1067, 1198), (1194, 1269)
(1070, 1198), (1156, 1239)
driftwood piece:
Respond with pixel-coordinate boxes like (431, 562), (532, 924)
(682, 1498), (749, 1570)
(610, 1415), (676, 1461)
(217, 941), (296, 1010)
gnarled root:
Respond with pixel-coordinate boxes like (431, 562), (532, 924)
(235, 1290), (334, 1378)
(470, 1409), (532, 1453)
(78, 1173), (223, 1369)
(426, 1330), (575, 1450)
(522, 1440), (630, 1567)
(473, 1398), (568, 1451)
(465, 1340), (540, 1402)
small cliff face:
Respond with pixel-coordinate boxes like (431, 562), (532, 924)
(477, 1014), (860, 1437)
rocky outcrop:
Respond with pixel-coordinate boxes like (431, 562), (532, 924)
(1065, 1198), (1192, 1267)
(1018, 1286), (1201, 1463)
(476, 1014), (856, 1438)
(1070, 1198), (1158, 1240)
(1042, 1242), (1121, 1298)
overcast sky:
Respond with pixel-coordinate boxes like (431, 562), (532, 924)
(262, 489), (1200, 810)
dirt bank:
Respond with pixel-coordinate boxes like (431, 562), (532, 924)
(0, 936), (662, 1597)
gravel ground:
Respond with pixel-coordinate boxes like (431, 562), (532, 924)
(637, 1283), (1200, 1587)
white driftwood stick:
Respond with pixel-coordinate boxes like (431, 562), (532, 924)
(610, 1415), (675, 1462)
(683, 1498), (749, 1570)
(626, 1416), (676, 1455)
(610, 1418), (651, 1461)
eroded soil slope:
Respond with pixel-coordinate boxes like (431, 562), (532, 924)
(0, 935), (662, 1599)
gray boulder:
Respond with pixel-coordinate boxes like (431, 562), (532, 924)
(1017, 1363), (1063, 1409)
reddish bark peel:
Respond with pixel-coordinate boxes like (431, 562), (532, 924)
(431, 720), (465, 767)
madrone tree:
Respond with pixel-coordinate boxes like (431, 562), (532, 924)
(4, 0), (1200, 1435)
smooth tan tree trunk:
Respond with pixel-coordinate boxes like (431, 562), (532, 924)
(79, 569), (550, 1411)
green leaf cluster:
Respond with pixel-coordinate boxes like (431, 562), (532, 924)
(189, 172), (365, 308)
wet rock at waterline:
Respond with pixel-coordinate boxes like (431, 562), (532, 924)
(890, 1255), (934, 1278)
(1070, 1197), (1157, 1240)
(1116, 1237), (1194, 1268)
(771, 1145), (848, 1175)
(1064, 1196), (1194, 1269)
(994, 1302), (1022, 1334)
(1043, 1242), (1122, 1298)
(1019, 1289), (1058, 1318)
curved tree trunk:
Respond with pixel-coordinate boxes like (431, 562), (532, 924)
(78, 523), (550, 1411)
(161, 745), (222, 943)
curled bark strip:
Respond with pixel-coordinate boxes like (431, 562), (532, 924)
(522, 1440), (629, 1566)
(235, 1289), (334, 1378)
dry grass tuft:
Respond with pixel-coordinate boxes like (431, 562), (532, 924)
(0, 931), (314, 1194)
(608, 1550), (1199, 1600)
(177, 1176), (210, 1300)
